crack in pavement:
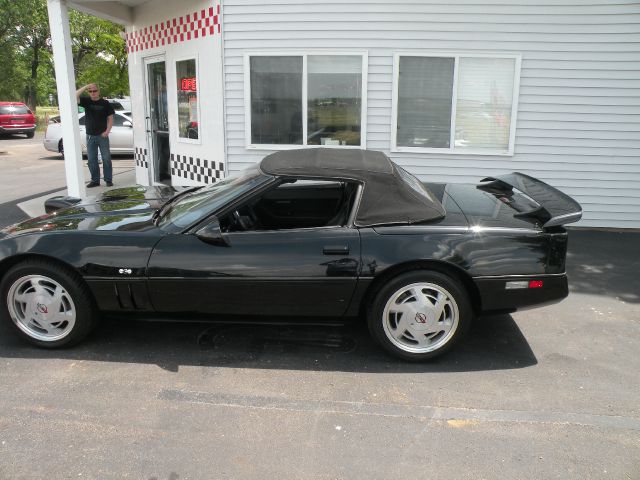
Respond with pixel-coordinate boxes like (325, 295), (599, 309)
(158, 388), (640, 432)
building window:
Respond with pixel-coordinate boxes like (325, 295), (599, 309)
(393, 53), (520, 155)
(176, 58), (199, 141)
(246, 53), (366, 149)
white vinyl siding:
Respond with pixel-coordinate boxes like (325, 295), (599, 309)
(223, 0), (640, 228)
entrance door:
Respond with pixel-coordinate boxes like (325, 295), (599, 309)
(144, 56), (170, 185)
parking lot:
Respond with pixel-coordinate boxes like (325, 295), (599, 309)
(0, 135), (639, 479)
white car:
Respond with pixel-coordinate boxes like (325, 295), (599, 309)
(104, 97), (132, 112)
(43, 111), (134, 157)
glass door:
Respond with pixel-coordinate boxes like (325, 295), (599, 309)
(144, 57), (170, 184)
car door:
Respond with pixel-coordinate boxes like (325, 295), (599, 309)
(146, 224), (361, 318)
(78, 115), (87, 151)
(108, 113), (131, 151)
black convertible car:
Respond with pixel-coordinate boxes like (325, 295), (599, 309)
(0, 149), (582, 360)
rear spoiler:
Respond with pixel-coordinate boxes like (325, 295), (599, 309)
(477, 172), (582, 227)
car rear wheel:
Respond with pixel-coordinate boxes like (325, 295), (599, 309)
(26, 131), (34, 138)
(368, 271), (472, 361)
(0, 259), (99, 348)
(58, 139), (64, 158)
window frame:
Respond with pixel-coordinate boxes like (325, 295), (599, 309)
(244, 51), (368, 150)
(175, 54), (202, 145)
(391, 52), (521, 156)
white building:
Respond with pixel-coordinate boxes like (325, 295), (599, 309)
(48, 0), (640, 228)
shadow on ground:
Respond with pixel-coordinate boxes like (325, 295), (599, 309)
(0, 313), (536, 373)
(566, 229), (640, 303)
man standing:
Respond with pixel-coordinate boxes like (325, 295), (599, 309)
(76, 83), (114, 187)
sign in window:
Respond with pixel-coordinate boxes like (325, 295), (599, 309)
(176, 59), (199, 140)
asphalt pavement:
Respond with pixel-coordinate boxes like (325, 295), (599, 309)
(0, 133), (639, 479)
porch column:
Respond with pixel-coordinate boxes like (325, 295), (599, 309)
(46, 0), (85, 198)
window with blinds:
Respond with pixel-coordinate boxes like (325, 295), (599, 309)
(393, 54), (520, 155)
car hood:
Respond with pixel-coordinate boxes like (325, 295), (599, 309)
(3, 185), (187, 236)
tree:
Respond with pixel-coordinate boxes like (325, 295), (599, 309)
(70, 11), (129, 97)
(0, 0), (128, 110)
(0, 0), (28, 101)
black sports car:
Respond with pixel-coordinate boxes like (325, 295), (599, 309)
(0, 149), (582, 360)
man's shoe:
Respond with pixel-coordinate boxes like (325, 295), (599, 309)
(106, 181), (113, 187)
(87, 181), (100, 188)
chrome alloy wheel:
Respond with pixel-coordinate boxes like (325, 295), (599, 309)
(7, 275), (77, 342)
(382, 282), (459, 354)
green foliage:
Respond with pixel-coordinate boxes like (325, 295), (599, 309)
(70, 10), (129, 97)
(0, 0), (128, 111)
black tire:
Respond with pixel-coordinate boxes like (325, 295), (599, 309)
(367, 270), (472, 361)
(58, 139), (64, 158)
(0, 259), (99, 348)
(26, 131), (35, 138)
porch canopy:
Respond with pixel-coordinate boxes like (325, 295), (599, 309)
(46, 0), (143, 197)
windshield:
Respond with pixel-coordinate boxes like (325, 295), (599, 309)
(157, 164), (272, 233)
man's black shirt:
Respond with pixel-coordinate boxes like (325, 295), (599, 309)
(79, 97), (115, 136)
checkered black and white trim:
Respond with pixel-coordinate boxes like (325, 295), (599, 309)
(126, 4), (221, 53)
(135, 147), (149, 168)
(171, 153), (225, 184)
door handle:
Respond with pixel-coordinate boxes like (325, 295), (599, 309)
(323, 246), (349, 255)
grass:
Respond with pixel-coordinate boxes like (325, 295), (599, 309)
(35, 106), (60, 131)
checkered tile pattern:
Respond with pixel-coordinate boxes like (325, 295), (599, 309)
(171, 153), (225, 184)
(126, 4), (221, 53)
(135, 147), (148, 168)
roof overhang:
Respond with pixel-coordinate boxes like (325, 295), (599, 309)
(67, 0), (147, 25)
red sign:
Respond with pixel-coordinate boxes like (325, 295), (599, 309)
(180, 77), (197, 91)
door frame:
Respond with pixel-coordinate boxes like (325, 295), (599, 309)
(143, 54), (168, 186)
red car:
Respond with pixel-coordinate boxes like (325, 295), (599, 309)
(0, 102), (36, 138)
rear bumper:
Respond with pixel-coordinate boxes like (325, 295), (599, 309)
(475, 273), (568, 313)
(0, 125), (36, 134)
(43, 137), (59, 152)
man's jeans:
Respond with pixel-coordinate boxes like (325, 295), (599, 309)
(86, 134), (112, 183)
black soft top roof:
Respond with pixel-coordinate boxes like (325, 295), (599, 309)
(260, 149), (445, 227)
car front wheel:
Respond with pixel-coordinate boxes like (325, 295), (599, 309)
(0, 259), (98, 348)
(368, 271), (472, 361)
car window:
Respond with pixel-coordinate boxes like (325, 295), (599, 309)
(219, 179), (359, 232)
(78, 116), (85, 126)
(0, 105), (30, 115)
(157, 164), (272, 233)
(109, 101), (124, 110)
(396, 165), (437, 203)
(112, 115), (128, 127)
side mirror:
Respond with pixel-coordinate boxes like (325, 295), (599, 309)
(122, 121), (132, 128)
(195, 217), (230, 246)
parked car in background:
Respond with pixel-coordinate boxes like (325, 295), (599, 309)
(43, 111), (134, 157)
(0, 102), (36, 138)
(0, 149), (582, 361)
(104, 97), (131, 112)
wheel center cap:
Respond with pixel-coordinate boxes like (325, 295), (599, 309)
(409, 309), (434, 331)
(36, 303), (49, 314)
(415, 312), (427, 324)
